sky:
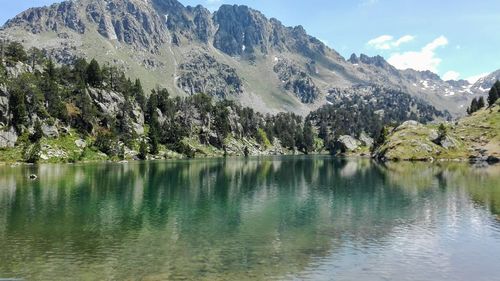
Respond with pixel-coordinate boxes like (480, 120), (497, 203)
(1, 0), (499, 82)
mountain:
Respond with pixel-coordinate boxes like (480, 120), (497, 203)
(0, 0), (498, 117)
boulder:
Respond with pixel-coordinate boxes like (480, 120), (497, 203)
(60, 126), (71, 135)
(359, 132), (374, 148)
(75, 139), (87, 148)
(6, 62), (32, 78)
(338, 135), (361, 152)
(0, 127), (18, 148)
(88, 88), (125, 116)
(42, 123), (59, 138)
(132, 122), (144, 135)
(396, 120), (422, 131)
(440, 136), (458, 149)
(429, 129), (439, 142)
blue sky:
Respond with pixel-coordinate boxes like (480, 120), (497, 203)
(1, 0), (499, 82)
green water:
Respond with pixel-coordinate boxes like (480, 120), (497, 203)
(0, 156), (500, 281)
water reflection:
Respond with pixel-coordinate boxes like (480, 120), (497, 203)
(0, 157), (499, 280)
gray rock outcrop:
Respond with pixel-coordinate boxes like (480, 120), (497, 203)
(338, 135), (361, 152)
(273, 58), (320, 103)
(177, 53), (243, 99)
(42, 123), (59, 138)
(0, 127), (18, 148)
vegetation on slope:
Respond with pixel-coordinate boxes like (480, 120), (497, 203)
(0, 41), (456, 163)
(373, 96), (500, 162)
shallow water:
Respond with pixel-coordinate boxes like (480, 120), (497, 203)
(0, 156), (499, 281)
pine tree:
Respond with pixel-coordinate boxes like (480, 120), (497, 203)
(28, 47), (46, 69)
(73, 58), (88, 83)
(75, 86), (95, 134)
(30, 120), (43, 143)
(149, 126), (160, 155)
(373, 126), (389, 151)
(5, 42), (28, 65)
(213, 103), (231, 142)
(86, 59), (102, 87)
(43, 60), (68, 122)
(477, 96), (485, 109)
(8, 84), (27, 133)
(302, 121), (314, 154)
(488, 81), (499, 106)
(138, 139), (148, 160)
(94, 131), (117, 156)
(468, 98), (479, 115)
(436, 124), (447, 144)
(24, 141), (41, 163)
(134, 79), (146, 110)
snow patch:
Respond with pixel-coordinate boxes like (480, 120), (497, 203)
(479, 86), (490, 92)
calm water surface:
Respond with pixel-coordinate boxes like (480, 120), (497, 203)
(0, 156), (500, 281)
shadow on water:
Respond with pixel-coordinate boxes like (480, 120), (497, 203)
(0, 157), (499, 280)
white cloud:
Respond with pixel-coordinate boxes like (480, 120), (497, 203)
(466, 73), (488, 84)
(367, 35), (415, 50)
(442, 71), (460, 81)
(387, 36), (448, 72)
(394, 35), (415, 47)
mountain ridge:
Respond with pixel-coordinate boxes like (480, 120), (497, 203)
(1, 0), (498, 117)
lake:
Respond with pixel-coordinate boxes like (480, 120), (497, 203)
(0, 156), (500, 281)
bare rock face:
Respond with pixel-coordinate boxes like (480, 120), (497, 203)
(273, 58), (320, 103)
(88, 88), (125, 116)
(1, 0), (497, 115)
(359, 132), (374, 148)
(4, 1), (85, 34)
(397, 120), (422, 131)
(338, 135), (361, 152)
(0, 127), (18, 148)
(86, 0), (167, 52)
(0, 85), (9, 125)
(42, 123), (59, 138)
(213, 5), (270, 56)
(440, 136), (458, 149)
(177, 53), (243, 99)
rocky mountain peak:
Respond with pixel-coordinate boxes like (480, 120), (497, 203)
(349, 53), (393, 69)
(1, 0), (498, 117)
(3, 0), (86, 34)
(213, 5), (271, 56)
(87, 0), (168, 51)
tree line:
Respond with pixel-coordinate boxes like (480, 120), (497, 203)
(0, 41), (452, 161)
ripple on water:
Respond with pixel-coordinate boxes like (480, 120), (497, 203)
(1, 159), (500, 281)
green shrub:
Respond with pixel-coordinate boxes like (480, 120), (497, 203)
(256, 128), (271, 148)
